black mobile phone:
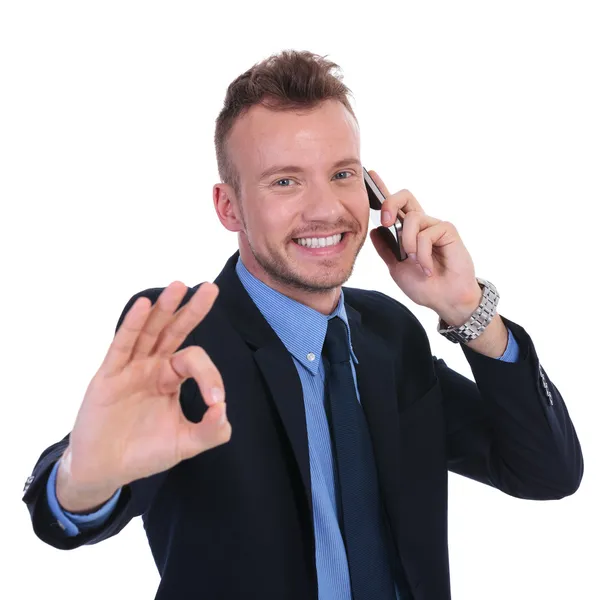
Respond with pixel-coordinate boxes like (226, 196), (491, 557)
(363, 167), (408, 261)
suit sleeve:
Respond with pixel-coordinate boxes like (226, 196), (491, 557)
(437, 314), (583, 500)
(21, 289), (169, 550)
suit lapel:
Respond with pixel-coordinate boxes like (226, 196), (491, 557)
(214, 252), (313, 520)
(253, 344), (312, 508)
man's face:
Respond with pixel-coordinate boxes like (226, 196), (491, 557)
(225, 99), (370, 294)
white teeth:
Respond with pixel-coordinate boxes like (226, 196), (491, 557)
(296, 233), (343, 248)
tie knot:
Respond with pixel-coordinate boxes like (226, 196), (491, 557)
(324, 316), (351, 364)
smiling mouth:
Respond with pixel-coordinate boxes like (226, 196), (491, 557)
(292, 232), (346, 249)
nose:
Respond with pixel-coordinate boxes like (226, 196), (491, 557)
(302, 180), (347, 224)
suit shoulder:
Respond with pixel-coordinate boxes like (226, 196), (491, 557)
(342, 286), (425, 333)
(343, 287), (438, 375)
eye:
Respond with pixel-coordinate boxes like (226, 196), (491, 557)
(274, 178), (294, 187)
(333, 170), (353, 180)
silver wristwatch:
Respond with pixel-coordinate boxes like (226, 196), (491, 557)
(437, 277), (499, 344)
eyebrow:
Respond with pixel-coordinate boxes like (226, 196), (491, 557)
(258, 157), (362, 181)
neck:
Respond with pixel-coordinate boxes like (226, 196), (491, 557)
(238, 247), (341, 316)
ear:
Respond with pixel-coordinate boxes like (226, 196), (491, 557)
(213, 183), (244, 233)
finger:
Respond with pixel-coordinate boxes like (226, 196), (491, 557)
(169, 345), (226, 407)
(101, 296), (153, 374)
(154, 282), (219, 357)
(178, 400), (231, 460)
(414, 221), (455, 275)
(401, 212), (442, 259)
(131, 281), (189, 359)
(370, 226), (428, 277)
(380, 189), (425, 228)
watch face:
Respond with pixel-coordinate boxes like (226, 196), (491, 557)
(437, 321), (461, 343)
(448, 331), (462, 343)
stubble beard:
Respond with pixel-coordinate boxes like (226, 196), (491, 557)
(237, 196), (367, 294)
(248, 233), (367, 294)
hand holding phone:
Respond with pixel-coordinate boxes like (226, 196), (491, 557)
(363, 167), (408, 261)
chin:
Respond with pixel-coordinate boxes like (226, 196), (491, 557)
(285, 256), (356, 292)
(310, 261), (353, 282)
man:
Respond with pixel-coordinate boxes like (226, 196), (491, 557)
(22, 50), (583, 600)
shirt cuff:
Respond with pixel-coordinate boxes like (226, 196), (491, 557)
(46, 460), (122, 537)
(497, 326), (520, 362)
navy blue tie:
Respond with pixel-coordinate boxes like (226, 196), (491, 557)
(323, 316), (397, 599)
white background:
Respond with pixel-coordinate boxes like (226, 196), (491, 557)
(1, 1), (598, 598)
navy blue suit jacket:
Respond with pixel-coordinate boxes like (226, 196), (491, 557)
(22, 251), (583, 599)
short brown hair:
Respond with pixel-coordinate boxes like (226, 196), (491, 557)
(214, 50), (357, 195)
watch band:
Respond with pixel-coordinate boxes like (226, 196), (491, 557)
(437, 277), (499, 344)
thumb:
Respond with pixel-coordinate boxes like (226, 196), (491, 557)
(179, 401), (231, 460)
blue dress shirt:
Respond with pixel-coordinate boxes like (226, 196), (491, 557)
(47, 258), (520, 598)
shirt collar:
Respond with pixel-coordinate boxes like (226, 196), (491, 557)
(235, 256), (359, 375)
